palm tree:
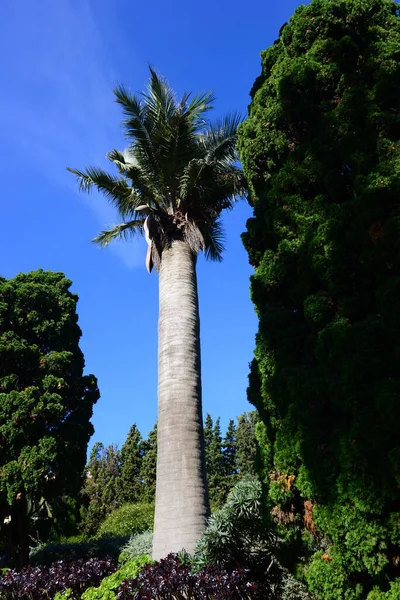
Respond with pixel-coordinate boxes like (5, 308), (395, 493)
(68, 67), (245, 559)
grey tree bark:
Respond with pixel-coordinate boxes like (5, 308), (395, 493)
(152, 240), (210, 560)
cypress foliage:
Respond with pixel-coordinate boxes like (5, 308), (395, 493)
(220, 419), (238, 501)
(80, 443), (122, 537)
(204, 413), (215, 497)
(204, 415), (259, 508)
(80, 423), (157, 535)
(235, 412), (259, 477)
(206, 418), (225, 509)
(120, 424), (144, 503)
(204, 414), (214, 456)
(139, 423), (157, 504)
(0, 270), (99, 567)
(238, 0), (400, 598)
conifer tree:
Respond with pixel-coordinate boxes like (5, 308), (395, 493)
(203, 414), (214, 460)
(120, 424), (143, 503)
(0, 270), (99, 567)
(220, 419), (238, 501)
(239, 0), (400, 596)
(80, 443), (122, 537)
(204, 417), (225, 508)
(235, 412), (259, 477)
(139, 424), (157, 504)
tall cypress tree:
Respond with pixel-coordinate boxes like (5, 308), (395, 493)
(120, 424), (143, 503)
(239, 0), (400, 597)
(80, 442), (122, 537)
(235, 412), (259, 477)
(203, 414), (214, 460)
(204, 417), (225, 508)
(220, 419), (238, 502)
(140, 424), (157, 504)
(203, 413), (214, 489)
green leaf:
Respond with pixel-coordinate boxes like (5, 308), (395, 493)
(92, 220), (145, 247)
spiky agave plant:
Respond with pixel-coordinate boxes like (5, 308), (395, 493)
(68, 67), (245, 560)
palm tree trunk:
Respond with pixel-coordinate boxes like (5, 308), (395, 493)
(152, 240), (210, 560)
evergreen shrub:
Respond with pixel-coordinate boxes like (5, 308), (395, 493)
(29, 537), (128, 566)
(119, 530), (153, 561)
(98, 503), (154, 538)
(194, 474), (274, 573)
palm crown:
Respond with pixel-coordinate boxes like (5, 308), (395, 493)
(68, 67), (245, 272)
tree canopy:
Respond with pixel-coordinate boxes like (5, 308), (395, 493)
(68, 67), (245, 271)
(239, 0), (400, 597)
(0, 270), (99, 567)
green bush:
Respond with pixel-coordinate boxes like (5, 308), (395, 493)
(281, 571), (315, 600)
(59, 535), (87, 544)
(193, 475), (313, 598)
(98, 503), (154, 539)
(306, 551), (363, 600)
(29, 536), (128, 566)
(81, 555), (151, 600)
(367, 580), (400, 600)
(54, 591), (73, 600)
(120, 530), (153, 561)
(194, 475), (274, 572)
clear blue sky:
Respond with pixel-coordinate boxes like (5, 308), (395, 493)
(0, 0), (307, 451)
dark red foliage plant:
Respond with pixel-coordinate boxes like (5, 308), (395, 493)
(116, 554), (274, 600)
(0, 556), (116, 599)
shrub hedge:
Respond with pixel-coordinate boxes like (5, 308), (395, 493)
(98, 504), (154, 539)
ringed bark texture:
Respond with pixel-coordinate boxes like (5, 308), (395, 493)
(152, 241), (209, 560)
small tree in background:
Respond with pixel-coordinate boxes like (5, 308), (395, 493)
(235, 412), (259, 477)
(204, 416), (225, 509)
(204, 414), (259, 508)
(79, 442), (123, 538)
(80, 413), (259, 537)
(203, 414), (214, 458)
(220, 419), (238, 502)
(120, 424), (144, 504)
(0, 270), (99, 568)
(139, 424), (157, 504)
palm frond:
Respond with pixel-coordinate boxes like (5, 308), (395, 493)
(106, 149), (161, 206)
(186, 91), (216, 127)
(92, 219), (145, 247)
(106, 149), (134, 173)
(178, 158), (206, 203)
(200, 218), (226, 262)
(142, 66), (177, 123)
(67, 166), (141, 219)
(113, 84), (144, 122)
(179, 162), (245, 217)
(178, 91), (192, 112)
(67, 167), (95, 193)
(113, 84), (156, 160)
(212, 164), (247, 200)
(199, 112), (243, 162)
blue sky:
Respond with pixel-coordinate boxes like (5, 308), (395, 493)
(0, 0), (306, 450)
